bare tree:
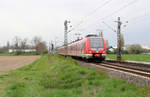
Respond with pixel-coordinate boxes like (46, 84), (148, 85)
(6, 41), (10, 49)
(10, 36), (47, 55)
(20, 38), (28, 52)
(32, 36), (42, 46)
(36, 41), (47, 54)
(13, 36), (21, 49)
(32, 36), (47, 54)
(13, 36), (21, 54)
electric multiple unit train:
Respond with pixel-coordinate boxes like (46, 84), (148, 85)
(57, 35), (106, 61)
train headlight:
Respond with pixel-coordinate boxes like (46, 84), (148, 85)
(88, 51), (92, 53)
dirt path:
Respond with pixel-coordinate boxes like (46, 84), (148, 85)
(0, 56), (40, 72)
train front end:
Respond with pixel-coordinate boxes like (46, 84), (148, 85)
(86, 37), (106, 61)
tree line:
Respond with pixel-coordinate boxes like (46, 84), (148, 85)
(0, 36), (48, 55)
(106, 34), (150, 54)
(107, 44), (150, 54)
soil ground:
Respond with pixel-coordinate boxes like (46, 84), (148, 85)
(0, 56), (40, 73)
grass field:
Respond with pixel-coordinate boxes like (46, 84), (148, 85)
(0, 53), (15, 56)
(0, 53), (39, 56)
(107, 54), (150, 62)
(0, 55), (150, 97)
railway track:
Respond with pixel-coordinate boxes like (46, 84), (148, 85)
(105, 60), (150, 69)
(103, 60), (150, 73)
(75, 58), (150, 86)
(76, 58), (150, 79)
(97, 62), (150, 78)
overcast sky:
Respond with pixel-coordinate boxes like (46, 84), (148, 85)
(0, 0), (150, 47)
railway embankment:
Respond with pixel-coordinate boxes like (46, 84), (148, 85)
(78, 60), (150, 86)
(0, 55), (150, 97)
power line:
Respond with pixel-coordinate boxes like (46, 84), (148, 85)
(99, 0), (139, 20)
(70, 0), (113, 32)
(85, 0), (113, 18)
(79, 0), (138, 32)
(102, 21), (117, 33)
(70, 0), (139, 37)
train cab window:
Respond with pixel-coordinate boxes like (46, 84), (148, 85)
(90, 38), (104, 50)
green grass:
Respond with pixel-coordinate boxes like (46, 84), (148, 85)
(0, 53), (15, 56)
(107, 54), (150, 62)
(0, 53), (39, 56)
(0, 55), (149, 97)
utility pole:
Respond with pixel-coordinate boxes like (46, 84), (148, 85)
(64, 20), (70, 57)
(116, 17), (122, 61)
(51, 43), (54, 54)
(96, 29), (103, 37)
(48, 42), (51, 54)
(103, 18), (127, 61)
(99, 30), (103, 37)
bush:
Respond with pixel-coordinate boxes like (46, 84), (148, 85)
(43, 50), (48, 54)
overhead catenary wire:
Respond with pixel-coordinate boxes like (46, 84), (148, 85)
(99, 0), (139, 20)
(84, 0), (113, 19)
(88, 11), (150, 33)
(69, 0), (113, 32)
(102, 21), (117, 33)
(72, 0), (139, 33)
(112, 12), (150, 27)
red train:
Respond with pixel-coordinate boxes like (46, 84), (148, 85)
(57, 35), (106, 61)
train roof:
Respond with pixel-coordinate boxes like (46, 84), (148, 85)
(85, 34), (98, 37)
(57, 35), (104, 49)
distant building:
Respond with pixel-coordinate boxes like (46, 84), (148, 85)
(8, 49), (36, 53)
(141, 45), (150, 49)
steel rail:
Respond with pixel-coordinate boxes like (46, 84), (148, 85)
(102, 61), (150, 73)
(96, 63), (150, 78)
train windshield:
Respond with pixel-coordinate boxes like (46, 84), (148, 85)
(90, 38), (104, 50)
